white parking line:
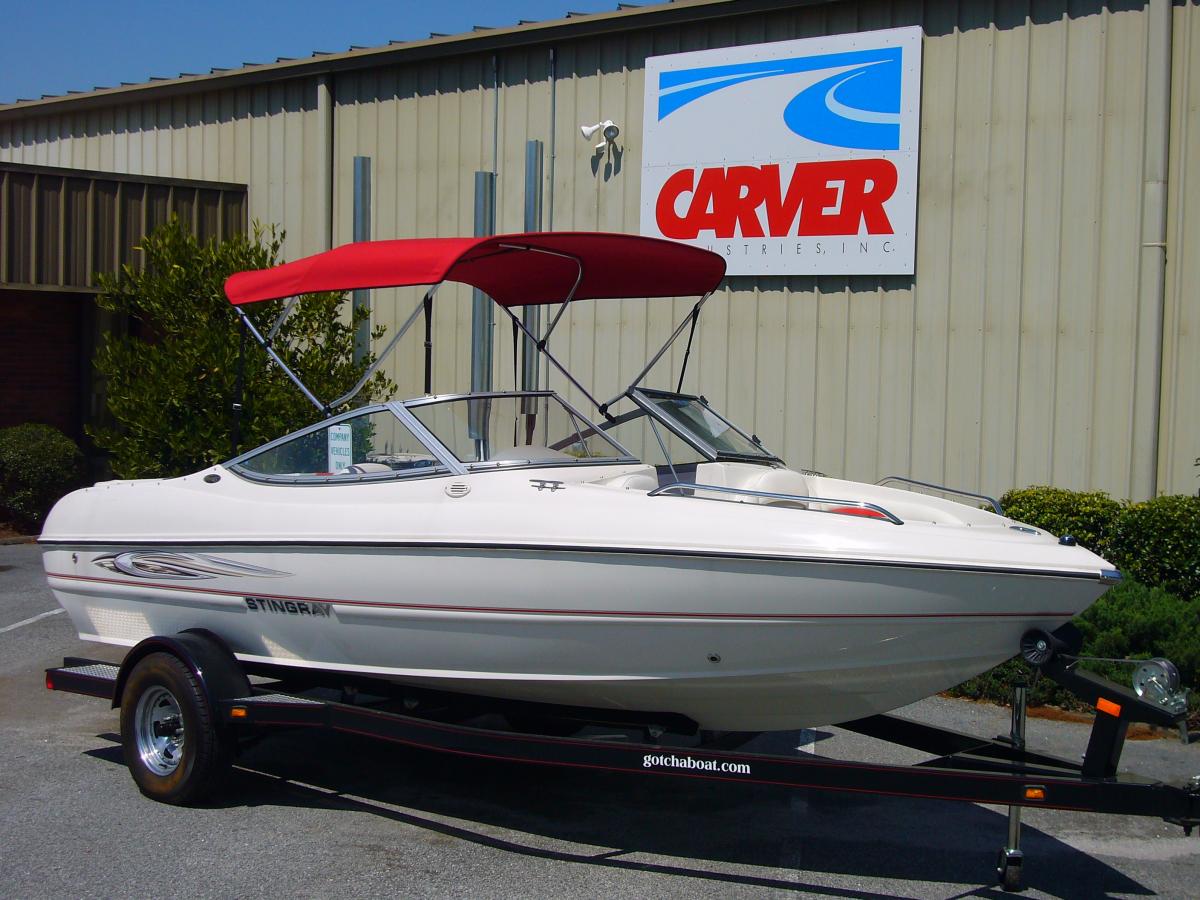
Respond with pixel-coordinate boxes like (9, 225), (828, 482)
(0, 608), (65, 634)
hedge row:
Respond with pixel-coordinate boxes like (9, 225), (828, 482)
(0, 424), (86, 532)
(1002, 486), (1200, 601)
(952, 578), (1200, 710)
(952, 485), (1200, 711)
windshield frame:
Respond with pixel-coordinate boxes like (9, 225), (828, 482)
(224, 402), (467, 483)
(628, 388), (783, 465)
(400, 390), (639, 471)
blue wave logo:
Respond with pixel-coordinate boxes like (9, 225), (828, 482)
(658, 47), (903, 151)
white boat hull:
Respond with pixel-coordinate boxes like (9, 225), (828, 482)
(43, 541), (1104, 730)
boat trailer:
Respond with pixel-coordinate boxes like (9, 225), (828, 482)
(46, 625), (1197, 892)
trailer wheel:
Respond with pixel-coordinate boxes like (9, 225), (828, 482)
(119, 652), (230, 804)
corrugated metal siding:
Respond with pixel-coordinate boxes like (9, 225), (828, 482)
(0, 164), (246, 289)
(1162, 0), (1200, 497)
(465, 0), (1171, 500)
(0, 83), (326, 259)
(2, 0), (1196, 498)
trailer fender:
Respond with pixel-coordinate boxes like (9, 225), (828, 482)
(112, 629), (250, 710)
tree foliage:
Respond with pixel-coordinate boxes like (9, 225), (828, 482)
(90, 219), (395, 478)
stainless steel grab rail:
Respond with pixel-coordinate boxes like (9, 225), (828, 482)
(648, 482), (904, 525)
(875, 475), (1003, 515)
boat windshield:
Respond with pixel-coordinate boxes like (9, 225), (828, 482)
(627, 389), (780, 463)
(406, 392), (634, 468)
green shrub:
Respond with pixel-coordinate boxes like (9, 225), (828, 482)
(90, 218), (396, 479)
(0, 424), (87, 531)
(1077, 578), (1200, 686)
(1113, 495), (1200, 601)
(1000, 485), (1123, 559)
(954, 484), (1200, 710)
(950, 578), (1200, 708)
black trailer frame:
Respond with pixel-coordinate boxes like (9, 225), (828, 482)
(46, 627), (1199, 893)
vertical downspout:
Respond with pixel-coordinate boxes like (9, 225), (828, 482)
(522, 139), (544, 397)
(352, 156), (372, 366)
(547, 47), (557, 233)
(1136, 0), (1171, 499)
(318, 74), (335, 250)
(492, 54), (501, 175)
(545, 47), (558, 394)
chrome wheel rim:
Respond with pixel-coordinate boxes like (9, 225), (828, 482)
(134, 685), (184, 776)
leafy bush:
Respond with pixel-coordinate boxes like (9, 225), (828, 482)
(0, 424), (87, 531)
(90, 218), (395, 478)
(1076, 578), (1200, 684)
(1001, 485), (1199, 602)
(1000, 485), (1123, 560)
(953, 485), (1200, 711)
(951, 578), (1200, 709)
(1113, 495), (1200, 601)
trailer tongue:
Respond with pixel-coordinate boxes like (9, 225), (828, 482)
(46, 625), (1198, 892)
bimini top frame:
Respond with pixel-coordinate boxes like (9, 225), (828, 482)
(223, 232), (726, 416)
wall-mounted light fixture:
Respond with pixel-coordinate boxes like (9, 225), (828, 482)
(580, 119), (620, 151)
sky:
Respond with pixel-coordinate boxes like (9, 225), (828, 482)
(0, 0), (655, 105)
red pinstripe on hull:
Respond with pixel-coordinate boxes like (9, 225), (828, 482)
(45, 572), (1077, 620)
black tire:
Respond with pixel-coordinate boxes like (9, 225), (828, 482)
(996, 851), (1024, 892)
(119, 652), (231, 804)
(1001, 863), (1023, 892)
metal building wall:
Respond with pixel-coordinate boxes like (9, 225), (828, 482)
(1, 0), (1194, 499)
(0, 82), (329, 259)
(332, 0), (1183, 499)
(1162, 0), (1200, 497)
(0, 163), (245, 289)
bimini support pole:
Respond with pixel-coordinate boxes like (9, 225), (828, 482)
(600, 290), (713, 414)
(234, 306), (327, 415)
(423, 290), (434, 395)
(236, 285), (439, 416)
(497, 304), (605, 413)
(329, 286), (438, 409)
(491, 243), (607, 413)
(676, 302), (702, 394)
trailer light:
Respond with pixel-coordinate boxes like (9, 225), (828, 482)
(230, 706), (248, 719)
(45, 672), (54, 691)
(1023, 786), (1046, 801)
(1096, 698), (1122, 717)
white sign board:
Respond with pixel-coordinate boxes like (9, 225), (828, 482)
(639, 27), (922, 276)
(327, 424), (353, 473)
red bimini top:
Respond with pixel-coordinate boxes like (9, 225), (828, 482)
(224, 232), (726, 308)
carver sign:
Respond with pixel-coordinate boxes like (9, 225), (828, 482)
(639, 27), (922, 276)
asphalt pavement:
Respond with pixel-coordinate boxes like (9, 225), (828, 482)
(2, 542), (1198, 898)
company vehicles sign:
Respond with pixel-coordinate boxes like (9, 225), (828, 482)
(640, 27), (922, 276)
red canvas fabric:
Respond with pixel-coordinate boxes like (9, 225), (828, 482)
(224, 232), (726, 307)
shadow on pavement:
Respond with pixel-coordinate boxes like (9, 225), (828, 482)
(84, 728), (1152, 898)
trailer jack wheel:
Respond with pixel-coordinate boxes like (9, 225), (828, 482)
(996, 849), (1024, 892)
(119, 652), (231, 804)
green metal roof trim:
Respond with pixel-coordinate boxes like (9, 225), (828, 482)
(0, 0), (828, 120)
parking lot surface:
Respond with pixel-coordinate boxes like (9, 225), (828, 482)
(2, 542), (1198, 898)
